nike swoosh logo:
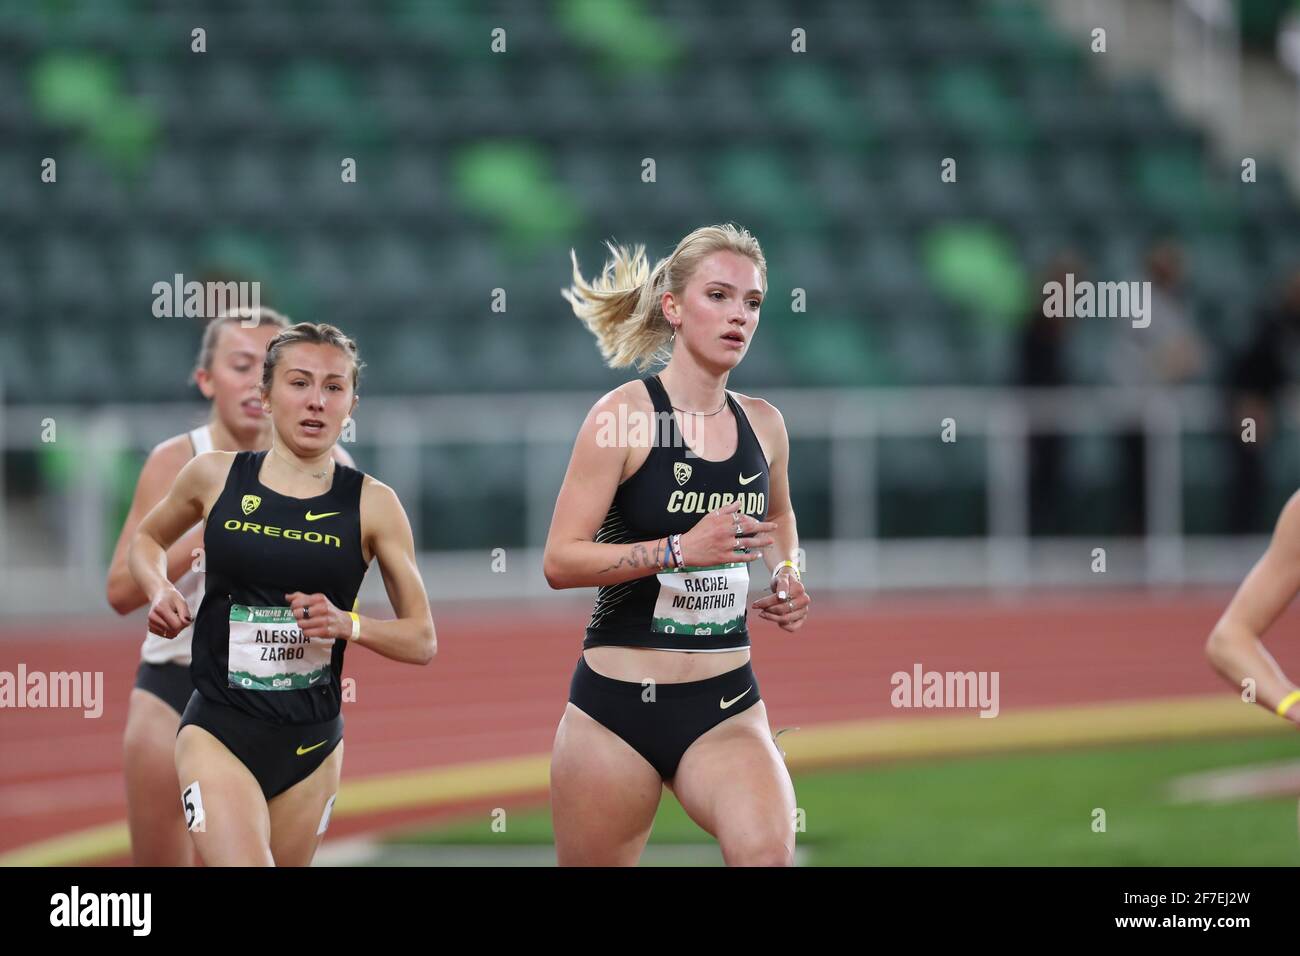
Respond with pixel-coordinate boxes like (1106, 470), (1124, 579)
(296, 740), (328, 756)
(305, 511), (340, 521)
(720, 686), (752, 710)
(723, 625), (738, 633)
(739, 473), (761, 485)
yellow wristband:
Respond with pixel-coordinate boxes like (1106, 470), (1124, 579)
(349, 611), (361, 643)
(1277, 690), (1300, 718)
(770, 560), (802, 588)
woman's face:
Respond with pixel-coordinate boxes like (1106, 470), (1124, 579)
(263, 342), (357, 455)
(664, 250), (764, 372)
(196, 321), (282, 440)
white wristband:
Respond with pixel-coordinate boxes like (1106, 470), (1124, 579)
(349, 611), (361, 643)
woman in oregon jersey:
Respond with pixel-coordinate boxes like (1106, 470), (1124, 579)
(1207, 489), (1300, 836)
(106, 306), (361, 866)
(544, 223), (811, 866)
(128, 322), (435, 866)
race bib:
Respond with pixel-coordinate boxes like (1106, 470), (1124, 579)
(652, 562), (748, 636)
(227, 605), (335, 691)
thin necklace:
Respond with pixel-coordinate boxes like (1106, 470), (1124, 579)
(661, 377), (728, 416)
(671, 398), (728, 416)
(272, 446), (332, 482)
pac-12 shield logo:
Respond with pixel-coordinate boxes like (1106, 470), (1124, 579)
(673, 462), (692, 486)
(241, 494), (262, 516)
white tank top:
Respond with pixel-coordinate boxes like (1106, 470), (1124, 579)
(139, 425), (212, 666)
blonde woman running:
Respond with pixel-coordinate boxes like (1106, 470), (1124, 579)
(544, 223), (811, 866)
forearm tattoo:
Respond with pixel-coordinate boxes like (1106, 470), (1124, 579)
(596, 542), (658, 575)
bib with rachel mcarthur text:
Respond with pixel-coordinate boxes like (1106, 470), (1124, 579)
(651, 562), (749, 635)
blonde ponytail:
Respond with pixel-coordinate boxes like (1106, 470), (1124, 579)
(562, 222), (767, 371)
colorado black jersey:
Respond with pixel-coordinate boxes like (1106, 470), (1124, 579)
(191, 450), (368, 723)
(585, 374), (770, 651)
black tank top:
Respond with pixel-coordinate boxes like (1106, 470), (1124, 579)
(192, 450), (368, 723)
(585, 374), (770, 651)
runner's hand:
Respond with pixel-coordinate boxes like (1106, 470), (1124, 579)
(286, 592), (347, 640)
(753, 569), (810, 633)
(147, 584), (191, 638)
(680, 500), (777, 566)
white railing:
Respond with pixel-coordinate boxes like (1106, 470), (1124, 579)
(0, 385), (1286, 616)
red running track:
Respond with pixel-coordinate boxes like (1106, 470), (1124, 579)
(0, 591), (1291, 863)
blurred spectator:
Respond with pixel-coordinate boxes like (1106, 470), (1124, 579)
(1016, 253), (1082, 536)
(1226, 268), (1300, 532)
(1107, 241), (1207, 535)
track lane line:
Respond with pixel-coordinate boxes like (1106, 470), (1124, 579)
(1, 692), (1283, 867)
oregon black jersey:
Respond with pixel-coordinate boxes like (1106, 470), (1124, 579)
(192, 450), (368, 723)
(585, 374), (770, 651)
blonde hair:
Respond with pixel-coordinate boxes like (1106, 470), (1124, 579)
(192, 306), (291, 381)
(262, 322), (365, 393)
(562, 223), (767, 371)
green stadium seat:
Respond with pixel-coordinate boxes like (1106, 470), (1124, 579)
(526, 65), (600, 141)
(931, 63), (1032, 147)
(859, 67), (930, 141)
(0, 155), (39, 234)
(969, 149), (1040, 221)
(0, 61), (32, 138)
(1131, 144), (1237, 230)
(215, 150), (283, 223)
(3, 0), (1298, 406)
(296, 146), (377, 229)
(923, 222), (1029, 329)
(782, 316), (884, 386)
(276, 60), (358, 135)
(197, 62), (273, 137)
(1056, 148), (1127, 221)
(0, 329), (36, 401)
(712, 149), (825, 232)
(890, 147), (967, 225)
(765, 62), (871, 149)
(849, 231), (930, 312)
(40, 234), (112, 314)
(45, 321), (118, 401)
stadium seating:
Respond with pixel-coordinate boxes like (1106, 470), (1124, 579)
(3, 0), (1295, 402)
(6, 0), (1300, 539)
